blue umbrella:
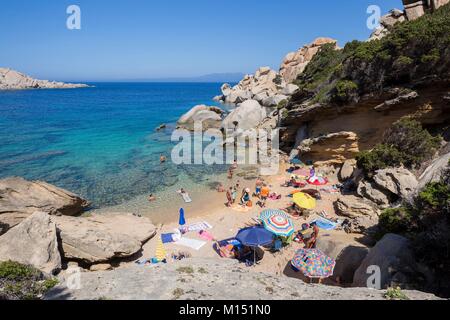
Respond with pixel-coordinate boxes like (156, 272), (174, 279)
(236, 226), (274, 247)
(179, 208), (186, 226)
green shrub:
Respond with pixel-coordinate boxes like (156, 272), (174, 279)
(383, 118), (442, 167)
(0, 261), (58, 300)
(357, 119), (441, 176)
(334, 80), (358, 101)
(421, 48), (440, 63)
(356, 144), (404, 176)
(378, 207), (415, 238)
(384, 287), (409, 300)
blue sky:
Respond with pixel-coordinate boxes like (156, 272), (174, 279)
(0, 0), (403, 81)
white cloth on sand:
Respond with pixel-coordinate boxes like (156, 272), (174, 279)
(175, 237), (206, 251)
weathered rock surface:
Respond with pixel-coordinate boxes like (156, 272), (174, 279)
(353, 234), (432, 290)
(403, 0), (449, 20)
(0, 68), (89, 90)
(418, 150), (450, 190)
(262, 94), (289, 107)
(316, 237), (369, 284)
(298, 131), (359, 166)
(372, 167), (418, 201)
(45, 258), (440, 300)
(339, 159), (357, 181)
(177, 105), (224, 131)
(357, 180), (391, 208)
(280, 38), (337, 83)
(369, 9), (406, 41)
(0, 177), (90, 231)
(52, 213), (156, 264)
(0, 212), (61, 274)
(222, 100), (267, 131)
(334, 196), (379, 218)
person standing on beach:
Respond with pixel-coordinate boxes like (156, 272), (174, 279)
(226, 187), (233, 207)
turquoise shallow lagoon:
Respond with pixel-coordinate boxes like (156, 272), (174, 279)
(0, 83), (232, 218)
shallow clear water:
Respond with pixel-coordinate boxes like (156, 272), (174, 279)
(0, 83), (231, 210)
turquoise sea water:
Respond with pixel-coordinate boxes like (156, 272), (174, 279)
(0, 83), (231, 210)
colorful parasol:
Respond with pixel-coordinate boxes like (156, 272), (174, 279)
(291, 248), (336, 279)
(307, 176), (328, 186)
(259, 209), (294, 237)
(293, 192), (316, 210)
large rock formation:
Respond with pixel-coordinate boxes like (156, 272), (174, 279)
(297, 131), (360, 166)
(369, 9), (406, 41)
(0, 177), (90, 231)
(372, 167), (418, 201)
(52, 213), (156, 264)
(402, 0), (450, 20)
(334, 196), (379, 234)
(353, 234), (432, 290)
(222, 100), (268, 131)
(177, 105), (224, 131)
(0, 68), (89, 90)
(316, 237), (369, 284)
(418, 150), (450, 190)
(0, 212), (61, 275)
(279, 37), (337, 83)
(45, 258), (440, 300)
(215, 38), (337, 105)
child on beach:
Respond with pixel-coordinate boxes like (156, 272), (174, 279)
(231, 186), (237, 204)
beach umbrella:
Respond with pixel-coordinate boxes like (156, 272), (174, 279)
(155, 238), (167, 262)
(236, 226), (274, 247)
(179, 208), (186, 226)
(260, 211), (295, 237)
(293, 192), (316, 210)
(291, 248), (336, 279)
(307, 176), (328, 186)
(259, 209), (290, 221)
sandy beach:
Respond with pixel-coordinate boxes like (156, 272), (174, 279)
(118, 160), (361, 284)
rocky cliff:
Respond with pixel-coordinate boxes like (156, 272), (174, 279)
(45, 258), (441, 300)
(0, 68), (89, 90)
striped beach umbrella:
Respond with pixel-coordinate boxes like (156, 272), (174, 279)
(259, 209), (295, 237)
(291, 248), (336, 279)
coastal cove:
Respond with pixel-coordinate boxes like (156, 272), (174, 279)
(0, 82), (235, 223)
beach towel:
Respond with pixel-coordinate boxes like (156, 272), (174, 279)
(161, 233), (175, 244)
(198, 230), (215, 241)
(180, 221), (212, 233)
(175, 237), (207, 251)
(311, 217), (338, 231)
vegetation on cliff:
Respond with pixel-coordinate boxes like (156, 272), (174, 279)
(378, 161), (450, 295)
(356, 119), (441, 177)
(292, 3), (450, 105)
(0, 261), (58, 300)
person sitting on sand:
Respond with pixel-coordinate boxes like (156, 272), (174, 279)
(216, 183), (225, 193)
(241, 188), (251, 207)
(160, 154), (167, 163)
(304, 224), (320, 249)
(148, 193), (156, 202)
(254, 177), (263, 198)
(260, 184), (270, 201)
(226, 187), (233, 207)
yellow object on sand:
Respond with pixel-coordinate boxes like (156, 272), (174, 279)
(155, 238), (167, 262)
(293, 192), (316, 210)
